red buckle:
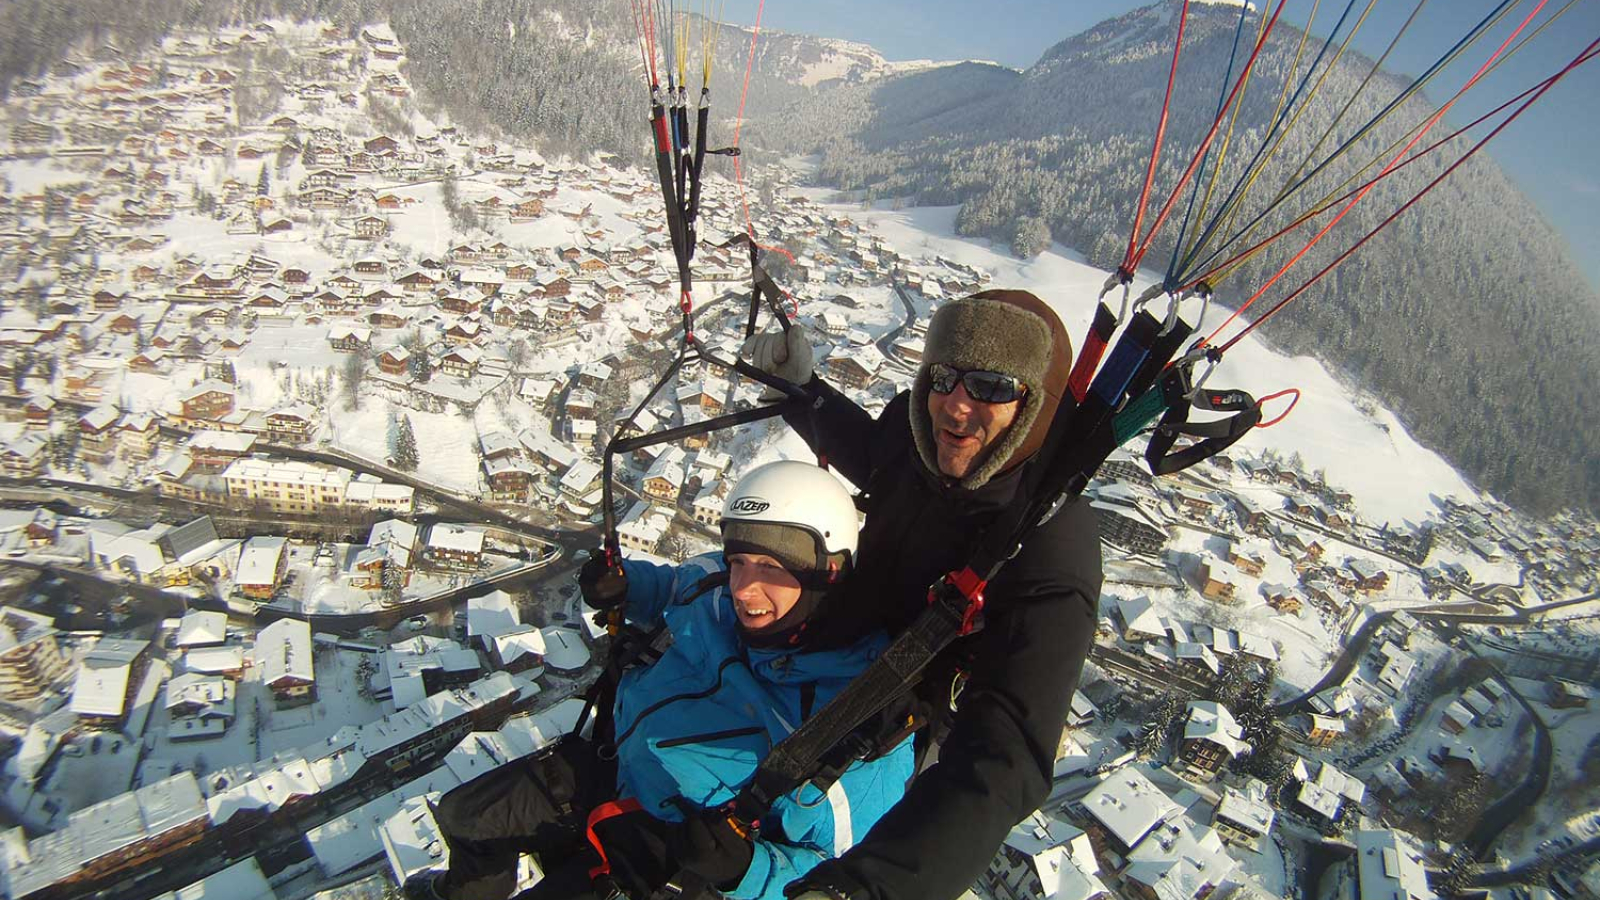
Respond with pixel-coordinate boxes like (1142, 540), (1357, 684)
(929, 568), (986, 636)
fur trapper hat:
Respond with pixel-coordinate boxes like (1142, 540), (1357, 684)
(909, 289), (1073, 489)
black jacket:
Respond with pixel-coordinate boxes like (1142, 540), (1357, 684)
(786, 380), (1102, 900)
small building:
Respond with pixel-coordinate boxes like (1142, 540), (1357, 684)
(1212, 780), (1276, 852)
(69, 638), (151, 729)
(179, 380), (236, 421)
(176, 610), (228, 649)
(1294, 758), (1366, 823)
(0, 608), (70, 701)
(353, 214), (390, 239)
(329, 325), (373, 353)
(439, 346), (482, 378)
(1198, 560), (1241, 602)
(642, 446), (688, 503)
(255, 617), (316, 706)
(1180, 701), (1251, 780)
(378, 345), (411, 376)
(1308, 714), (1346, 748)
(427, 524), (486, 570)
(236, 536), (289, 600)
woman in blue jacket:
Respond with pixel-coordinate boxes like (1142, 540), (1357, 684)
(412, 461), (913, 900)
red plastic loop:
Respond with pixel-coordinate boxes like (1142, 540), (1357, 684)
(1255, 388), (1300, 429)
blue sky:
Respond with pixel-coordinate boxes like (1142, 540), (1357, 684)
(719, 0), (1600, 288)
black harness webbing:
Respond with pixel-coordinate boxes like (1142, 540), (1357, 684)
(1146, 384), (1263, 476)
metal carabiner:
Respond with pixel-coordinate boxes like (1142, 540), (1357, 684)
(1170, 341), (1223, 402)
(1099, 268), (1135, 324)
(1130, 282), (1165, 315)
(1158, 290), (1189, 337)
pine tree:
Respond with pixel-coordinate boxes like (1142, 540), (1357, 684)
(393, 415), (419, 472)
(256, 163), (270, 197)
(380, 560), (406, 606)
(341, 352), (364, 411)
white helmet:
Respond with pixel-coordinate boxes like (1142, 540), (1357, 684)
(721, 460), (858, 574)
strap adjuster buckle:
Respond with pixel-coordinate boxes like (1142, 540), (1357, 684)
(930, 568), (987, 636)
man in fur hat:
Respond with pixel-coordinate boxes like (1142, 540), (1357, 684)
(744, 290), (1102, 900)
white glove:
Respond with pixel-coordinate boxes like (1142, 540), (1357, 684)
(742, 327), (814, 401)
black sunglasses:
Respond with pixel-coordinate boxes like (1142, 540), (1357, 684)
(927, 363), (1026, 404)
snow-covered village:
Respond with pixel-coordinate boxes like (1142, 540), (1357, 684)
(0, 18), (1594, 900)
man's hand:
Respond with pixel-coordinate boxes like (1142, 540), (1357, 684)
(668, 809), (755, 890)
(578, 548), (628, 611)
(742, 327), (814, 401)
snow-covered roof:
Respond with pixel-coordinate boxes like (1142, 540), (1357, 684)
(1122, 820), (1239, 900)
(235, 536), (286, 587)
(7, 773), (206, 898)
(188, 429), (256, 454)
(366, 518), (419, 568)
(1355, 828), (1435, 900)
(69, 638), (148, 717)
(560, 459), (602, 493)
(79, 405), (120, 431)
(379, 794), (448, 886)
(428, 523), (485, 554)
(176, 610), (227, 647)
(91, 528), (168, 577)
(467, 590), (521, 641)
(224, 457), (350, 490)
(1296, 759), (1365, 819)
(1184, 701), (1251, 758)
(165, 672), (236, 718)
(478, 430), (520, 458)
(489, 626), (547, 668)
(254, 617), (313, 687)
(184, 645), (245, 675)
(618, 502), (672, 546)
(1215, 782), (1275, 836)
(1116, 595), (1165, 638)
(345, 479), (415, 507)
(540, 627), (589, 671)
(1079, 765), (1182, 851)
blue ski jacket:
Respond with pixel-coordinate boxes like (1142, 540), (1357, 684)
(611, 552), (914, 900)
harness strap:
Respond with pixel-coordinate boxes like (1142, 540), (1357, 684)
(1066, 302), (1118, 403)
(586, 798), (646, 882)
(1145, 385), (1263, 476)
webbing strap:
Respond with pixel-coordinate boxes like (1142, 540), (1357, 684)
(1066, 303), (1117, 403)
(734, 573), (976, 821)
(1114, 388), (1167, 446)
(586, 798), (645, 880)
(1145, 385), (1263, 476)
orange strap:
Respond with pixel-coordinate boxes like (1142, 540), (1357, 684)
(585, 798), (645, 880)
